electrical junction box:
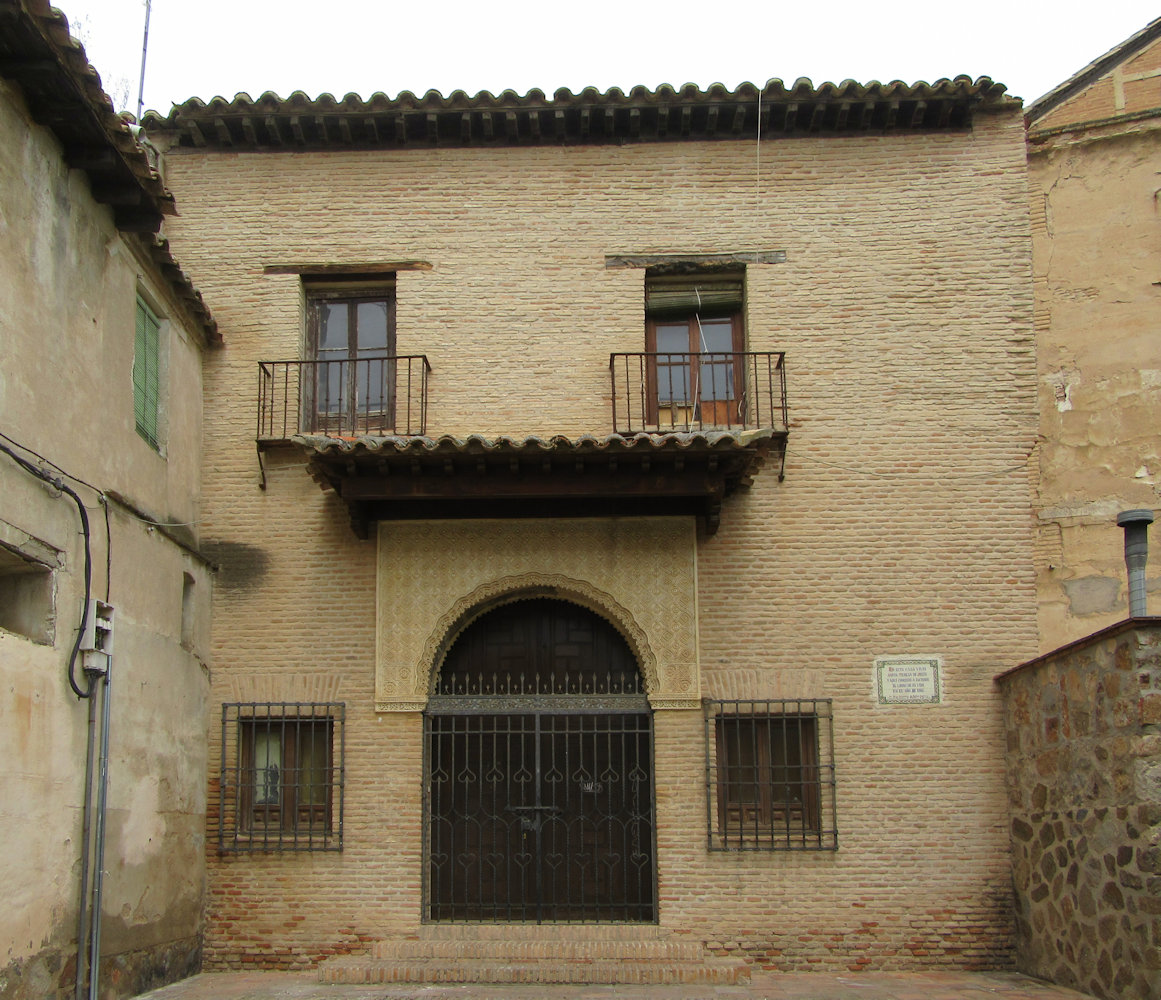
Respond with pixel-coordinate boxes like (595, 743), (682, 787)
(80, 599), (115, 655)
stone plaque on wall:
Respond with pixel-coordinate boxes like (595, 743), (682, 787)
(874, 655), (942, 705)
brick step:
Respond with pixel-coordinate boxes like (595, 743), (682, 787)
(318, 955), (750, 985)
(416, 923), (672, 941)
(369, 937), (708, 961)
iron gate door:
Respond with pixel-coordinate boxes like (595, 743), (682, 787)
(423, 598), (656, 923)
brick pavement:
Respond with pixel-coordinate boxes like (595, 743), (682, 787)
(137, 969), (1096, 1000)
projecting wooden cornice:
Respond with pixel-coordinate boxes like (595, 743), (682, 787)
(142, 77), (1017, 152)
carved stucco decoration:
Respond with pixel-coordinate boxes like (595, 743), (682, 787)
(375, 517), (699, 711)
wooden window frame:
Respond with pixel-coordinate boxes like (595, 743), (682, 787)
(644, 269), (745, 429)
(238, 717), (333, 834)
(704, 700), (837, 851)
(645, 313), (745, 427)
(220, 703), (345, 853)
(304, 282), (396, 435)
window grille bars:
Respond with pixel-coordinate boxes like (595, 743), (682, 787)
(219, 702), (345, 853)
(704, 698), (837, 851)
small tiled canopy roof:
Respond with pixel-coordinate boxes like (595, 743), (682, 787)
(143, 77), (1017, 150)
(289, 429), (784, 538)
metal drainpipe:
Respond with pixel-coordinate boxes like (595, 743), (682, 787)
(1116, 509), (1155, 618)
(87, 663), (113, 1000)
(74, 687), (99, 1000)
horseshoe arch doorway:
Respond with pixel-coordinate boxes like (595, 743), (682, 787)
(423, 597), (656, 923)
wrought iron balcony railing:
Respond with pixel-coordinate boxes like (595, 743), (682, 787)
(609, 351), (787, 435)
(257, 355), (430, 440)
(257, 352), (786, 443)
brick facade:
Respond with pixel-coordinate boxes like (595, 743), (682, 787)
(147, 93), (1037, 972)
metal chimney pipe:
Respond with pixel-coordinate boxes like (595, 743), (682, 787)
(1116, 509), (1155, 617)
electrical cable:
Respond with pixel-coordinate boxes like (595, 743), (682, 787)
(0, 441), (95, 698)
(0, 430), (103, 495)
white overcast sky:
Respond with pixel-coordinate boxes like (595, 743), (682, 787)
(57, 0), (1160, 117)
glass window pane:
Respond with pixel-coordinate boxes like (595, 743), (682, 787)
(317, 302), (348, 352)
(254, 730), (282, 805)
(658, 362), (691, 403)
(700, 360), (733, 400)
(654, 324), (689, 354)
(696, 319), (733, 353)
(299, 725), (329, 806)
(356, 301), (389, 351)
(359, 356), (387, 413)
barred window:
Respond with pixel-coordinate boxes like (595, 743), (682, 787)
(220, 703), (344, 852)
(704, 699), (837, 851)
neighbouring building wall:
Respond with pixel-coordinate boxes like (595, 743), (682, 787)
(1027, 26), (1161, 650)
(999, 620), (1161, 1000)
(0, 72), (211, 1000)
(154, 99), (1036, 972)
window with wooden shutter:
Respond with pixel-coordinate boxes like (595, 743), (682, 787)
(133, 296), (161, 449)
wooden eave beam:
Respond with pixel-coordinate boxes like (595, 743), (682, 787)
(264, 115), (284, 144)
(337, 466), (727, 501)
(214, 117), (233, 144)
(290, 115), (306, 144)
(64, 146), (116, 170)
(241, 116), (258, 144)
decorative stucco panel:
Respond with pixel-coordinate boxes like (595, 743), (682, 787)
(375, 517), (699, 710)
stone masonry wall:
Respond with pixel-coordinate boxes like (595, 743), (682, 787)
(999, 620), (1161, 1000)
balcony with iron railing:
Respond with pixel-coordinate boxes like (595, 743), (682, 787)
(257, 352), (786, 442)
(255, 351), (787, 537)
(609, 351), (786, 435)
(257, 355), (431, 441)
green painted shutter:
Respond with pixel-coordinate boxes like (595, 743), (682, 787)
(134, 297), (161, 448)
